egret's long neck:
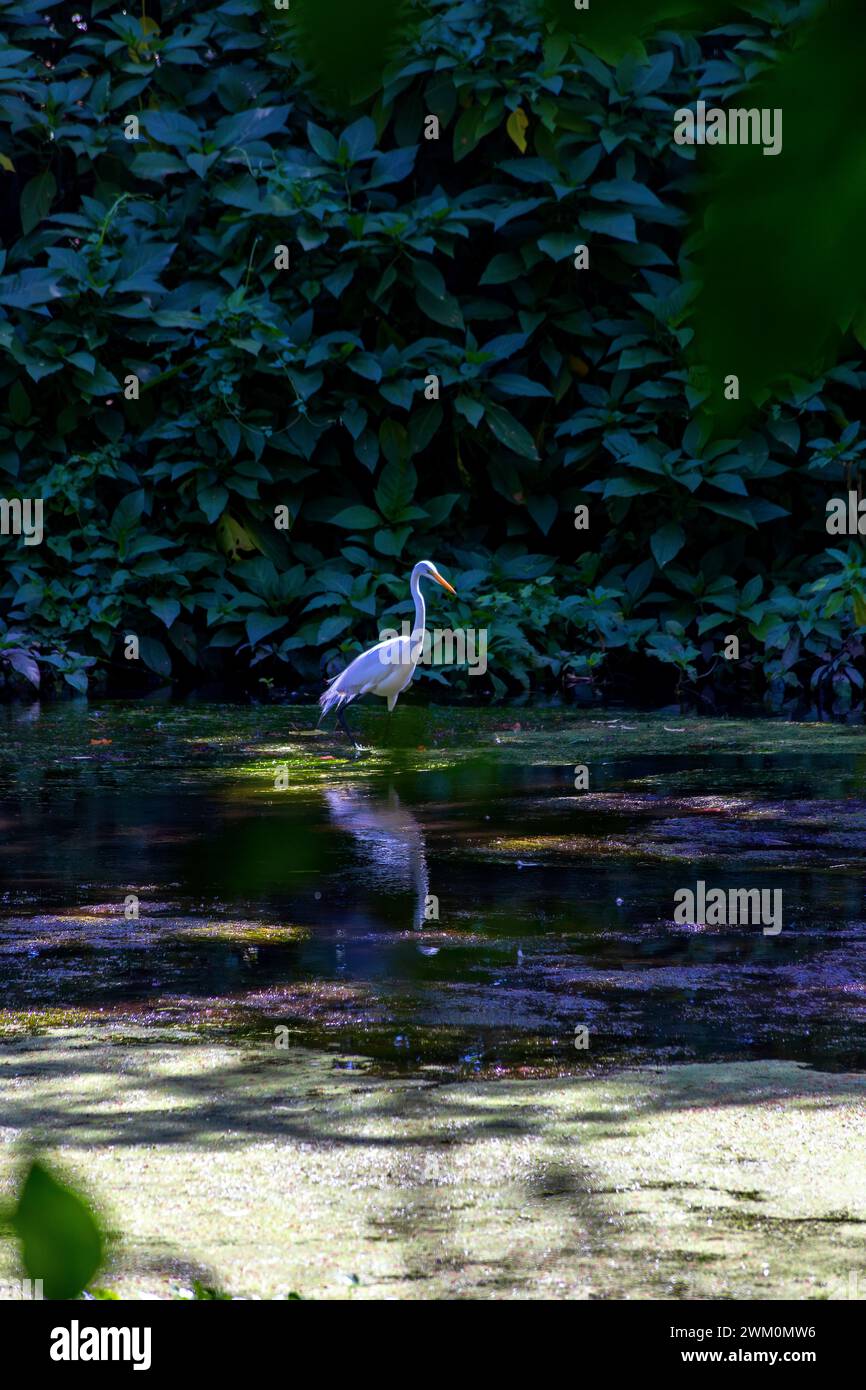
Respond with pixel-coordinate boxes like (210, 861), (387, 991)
(410, 571), (426, 640)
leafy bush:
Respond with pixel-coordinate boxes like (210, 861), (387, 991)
(1, 0), (865, 716)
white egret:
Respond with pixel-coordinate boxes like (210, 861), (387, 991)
(319, 559), (456, 747)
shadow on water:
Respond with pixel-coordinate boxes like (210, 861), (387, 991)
(1, 702), (866, 1076)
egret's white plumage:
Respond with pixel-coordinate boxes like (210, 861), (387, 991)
(319, 559), (456, 738)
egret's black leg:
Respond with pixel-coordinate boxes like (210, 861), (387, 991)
(337, 705), (361, 753)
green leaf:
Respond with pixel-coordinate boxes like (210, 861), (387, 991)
(148, 597), (181, 629)
(456, 395), (484, 428)
(375, 459), (417, 521)
(493, 373), (551, 399)
(739, 576), (763, 607)
(690, 0), (866, 424)
(110, 490), (147, 536)
(485, 402), (539, 460)
(285, 0), (416, 107)
(11, 1159), (104, 1300)
(453, 106), (484, 162)
(216, 419), (241, 457)
(317, 613), (353, 644)
(339, 115), (377, 162)
(527, 494), (558, 535)
(367, 146), (416, 188)
(423, 494), (460, 526)
(581, 210), (637, 243)
(198, 485), (229, 524)
(307, 121), (339, 162)
(20, 170), (56, 236)
(604, 477), (656, 498)
(246, 612), (287, 645)
(330, 505), (381, 529)
(4, 648), (39, 687)
(650, 522), (685, 568)
(379, 418), (410, 467)
(407, 404), (443, 455)
(0, 268), (64, 308)
(537, 233), (578, 262)
(141, 110), (201, 150)
(415, 277), (464, 330)
(480, 253), (523, 284)
(374, 526), (411, 556)
(541, 0), (736, 63)
(213, 106), (291, 149)
(139, 636), (172, 677)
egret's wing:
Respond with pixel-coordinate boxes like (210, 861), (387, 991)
(320, 637), (414, 712)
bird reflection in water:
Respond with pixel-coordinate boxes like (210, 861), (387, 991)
(322, 786), (436, 949)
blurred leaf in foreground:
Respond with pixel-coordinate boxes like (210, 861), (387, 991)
(688, 0), (866, 426)
(9, 1159), (104, 1300)
(280, 0), (416, 108)
(541, 0), (742, 62)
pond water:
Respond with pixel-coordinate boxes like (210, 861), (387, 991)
(1, 702), (865, 1077)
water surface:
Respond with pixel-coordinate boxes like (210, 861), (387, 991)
(1, 703), (865, 1076)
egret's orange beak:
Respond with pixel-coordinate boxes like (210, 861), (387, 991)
(431, 569), (457, 595)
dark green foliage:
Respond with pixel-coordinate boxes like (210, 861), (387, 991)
(1, 0), (865, 715)
(189, 1279), (233, 1300)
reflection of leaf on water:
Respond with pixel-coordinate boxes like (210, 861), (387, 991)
(7, 1158), (104, 1300)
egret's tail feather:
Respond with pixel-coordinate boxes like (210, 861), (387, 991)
(318, 678), (353, 724)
